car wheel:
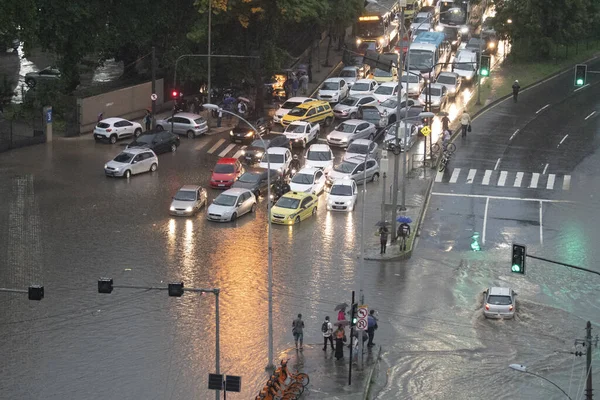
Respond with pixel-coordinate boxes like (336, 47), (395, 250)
(170, 144), (177, 153)
(294, 216), (301, 224)
(187, 130), (195, 139)
(324, 117), (333, 127)
(156, 125), (164, 131)
(230, 212), (237, 222)
(134, 128), (142, 137)
(371, 172), (380, 182)
(350, 112), (357, 119)
(368, 133), (374, 140)
(251, 203), (257, 213)
(109, 135), (117, 144)
(149, 163), (157, 172)
(124, 170), (131, 179)
(25, 78), (36, 88)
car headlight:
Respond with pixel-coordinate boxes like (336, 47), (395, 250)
(170, 206), (176, 211)
(466, 75), (472, 80)
(256, 152), (263, 157)
(460, 26), (469, 33)
(185, 206), (193, 212)
(356, 39), (362, 45)
(241, 149), (246, 155)
(379, 38), (385, 44)
(104, 164), (108, 169)
(346, 200), (353, 205)
(436, 25), (444, 32)
(229, 130), (234, 136)
(340, 137), (349, 142)
(488, 42), (495, 49)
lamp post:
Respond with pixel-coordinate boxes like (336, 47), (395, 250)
(508, 364), (573, 400)
(202, 104), (274, 370)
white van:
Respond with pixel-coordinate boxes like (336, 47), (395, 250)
(452, 50), (478, 83)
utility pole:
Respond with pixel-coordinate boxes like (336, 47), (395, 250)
(586, 321), (593, 400)
(151, 46), (156, 129)
(207, 0), (212, 109)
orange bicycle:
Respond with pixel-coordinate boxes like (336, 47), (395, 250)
(277, 359), (310, 387)
(255, 373), (303, 400)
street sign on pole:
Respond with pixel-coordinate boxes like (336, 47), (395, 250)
(357, 305), (368, 331)
(150, 93), (158, 101)
(421, 126), (431, 136)
(357, 319), (368, 330)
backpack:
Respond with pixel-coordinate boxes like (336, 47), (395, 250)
(321, 321), (328, 333)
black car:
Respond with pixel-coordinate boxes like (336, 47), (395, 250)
(229, 118), (269, 144)
(127, 130), (180, 154)
(241, 134), (291, 164)
(481, 32), (498, 55)
(231, 167), (278, 197)
(442, 27), (462, 50)
(464, 37), (486, 58)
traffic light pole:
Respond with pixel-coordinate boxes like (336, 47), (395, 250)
(476, 38), (483, 105)
(525, 254), (600, 277)
(348, 290), (355, 386)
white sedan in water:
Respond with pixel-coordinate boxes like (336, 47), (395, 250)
(327, 179), (358, 211)
(289, 167), (327, 195)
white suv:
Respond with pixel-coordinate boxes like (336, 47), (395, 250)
(94, 118), (143, 144)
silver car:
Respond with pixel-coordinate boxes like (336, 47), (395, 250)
(383, 122), (419, 152)
(104, 148), (158, 178)
(206, 188), (257, 222)
(343, 139), (379, 161)
(333, 95), (376, 120)
(156, 112), (208, 138)
(24, 66), (61, 88)
(338, 66), (361, 87)
(483, 287), (516, 319)
(169, 185), (208, 216)
(327, 156), (380, 185)
(326, 119), (377, 148)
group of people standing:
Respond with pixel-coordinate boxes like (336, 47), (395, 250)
(284, 73), (309, 99)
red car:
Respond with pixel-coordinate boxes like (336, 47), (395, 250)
(210, 158), (244, 189)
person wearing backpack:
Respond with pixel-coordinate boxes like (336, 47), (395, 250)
(292, 313), (305, 350)
(322, 316), (334, 351)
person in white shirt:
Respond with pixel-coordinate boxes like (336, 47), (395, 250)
(460, 111), (471, 138)
(321, 316), (334, 351)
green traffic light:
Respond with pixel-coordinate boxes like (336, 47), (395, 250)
(480, 69), (489, 77)
(576, 78), (584, 86)
(511, 264), (521, 272)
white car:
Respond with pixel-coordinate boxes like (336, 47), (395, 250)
(304, 143), (334, 173)
(327, 179), (358, 212)
(452, 50), (478, 83)
(400, 74), (424, 97)
(344, 139), (379, 161)
(289, 167), (327, 195)
(104, 148), (158, 178)
(338, 66), (361, 87)
(273, 97), (313, 124)
(94, 118), (143, 144)
(283, 121), (320, 148)
(169, 185), (208, 216)
(327, 119), (377, 148)
(206, 188), (257, 222)
(372, 82), (402, 103)
(410, 12), (435, 32)
(436, 71), (462, 97)
(333, 95), (377, 120)
(317, 78), (349, 103)
(349, 79), (379, 97)
(418, 83), (449, 111)
(259, 147), (292, 175)
(327, 157), (380, 185)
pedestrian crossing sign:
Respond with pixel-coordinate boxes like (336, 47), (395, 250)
(421, 126), (431, 136)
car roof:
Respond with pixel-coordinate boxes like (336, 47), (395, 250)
(307, 144), (331, 152)
(179, 185), (202, 191)
(324, 77), (346, 83)
(297, 100), (329, 109)
(346, 155), (376, 163)
(349, 94), (376, 99)
(331, 179), (355, 186)
(351, 139), (374, 145)
(285, 97), (313, 102)
(174, 112), (203, 119)
(488, 287), (512, 296)
(340, 119), (364, 125)
(354, 79), (376, 84)
(297, 167), (320, 175)
(456, 50), (477, 60)
(99, 117), (127, 124)
(438, 71), (459, 78)
(428, 83), (445, 90)
(282, 191), (313, 200)
(341, 66), (359, 71)
(222, 188), (251, 196)
(217, 157), (238, 164)
(287, 121), (310, 126)
(122, 148), (154, 155)
(266, 147), (289, 154)
(379, 82), (398, 87)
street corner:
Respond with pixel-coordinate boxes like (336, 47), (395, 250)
(364, 241), (411, 262)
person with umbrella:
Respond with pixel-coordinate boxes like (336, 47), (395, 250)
(378, 224), (390, 254)
(396, 216), (412, 251)
(335, 303), (348, 321)
(333, 323), (347, 360)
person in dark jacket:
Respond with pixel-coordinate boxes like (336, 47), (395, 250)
(512, 80), (521, 103)
(367, 310), (378, 347)
(379, 226), (389, 254)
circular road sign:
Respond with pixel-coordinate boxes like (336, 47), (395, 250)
(421, 126), (431, 136)
(151, 93), (158, 101)
(357, 307), (368, 319)
(357, 319), (368, 330)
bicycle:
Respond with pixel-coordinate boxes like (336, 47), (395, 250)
(255, 371), (304, 400)
(277, 358), (310, 387)
(432, 141), (456, 155)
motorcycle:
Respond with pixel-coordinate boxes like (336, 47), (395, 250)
(439, 150), (451, 172)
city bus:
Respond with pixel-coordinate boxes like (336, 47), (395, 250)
(355, 0), (400, 50)
(436, 0), (470, 38)
(407, 31), (451, 79)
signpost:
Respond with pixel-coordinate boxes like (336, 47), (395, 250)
(357, 306), (368, 331)
(208, 374), (241, 399)
(150, 93), (158, 101)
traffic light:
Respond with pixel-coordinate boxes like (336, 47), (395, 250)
(471, 232), (481, 251)
(350, 303), (358, 327)
(480, 55), (491, 77)
(511, 244), (526, 274)
(574, 64), (587, 87)
(171, 89), (180, 99)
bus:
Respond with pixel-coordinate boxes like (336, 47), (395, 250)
(436, 0), (470, 37)
(355, 0), (400, 50)
(407, 31), (451, 79)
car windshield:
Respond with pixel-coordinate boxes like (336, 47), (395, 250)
(335, 161), (358, 173)
(437, 75), (456, 84)
(282, 100), (303, 109)
(97, 122), (110, 128)
(214, 164), (235, 173)
(468, 39), (484, 48)
(262, 153), (285, 163)
(357, 21), (384, 38)
(347, 143), (369, 154)
(213, 194), (237, 207)
(340, 97), (359, 106)
(455, 61), (475, 71)
(423, 87), (442, 96)
(292, 173), (314, 184)
(336, 123), (356, 133)
(321, 82), (339, 90)
(487, 295), (512, 305)
(238, 172), (260, 183)
(174, 190), (196, 201)
(352, 83), (370, 91)
(330, 185), (353, 196)
(413, 16), (429, 24)
(400, 75), (419, 83)
(134, 135), (155, 144)
(375, 85), (395, 95)
(251, 139), (268, 148)
(373, 68), (393, 77)
(408, 50), (433, 70)
(275, 197), (300, 209)
(380, 99), (397, 108)
(114, 153), (134, 163)
(288, 107), (307, 117)
(339, 70), (356, 78)
(307, 150), (331, 161)
(361, 108), (381, 120)
(286, 124), (306, 133)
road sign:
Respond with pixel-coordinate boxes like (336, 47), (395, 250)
(421, 126), (431, 136)
(151, 93), (158, 101)
(357, 306), (368, 319)
(357, 319), (368, 330)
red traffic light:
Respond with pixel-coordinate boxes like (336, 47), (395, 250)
(171, 90), (179, 98)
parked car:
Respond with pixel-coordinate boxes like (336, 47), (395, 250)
(127, 130), (180, 154)
(259, 147), (293, 175)
(333, 95), (377, 120)
(327, 119), (377, 147)
(289, 167), (327, 195)
(155, 112), (208, 138)
(327, 157), (380, 185)
(210, 158), (244, 189)
(283, 121), (320, 148)
(338, 66), (361, 87)
(304, 143), (334, 173)
(344, 139), (379, 161)
(231, 167), (275, 198)
(169, 185), (208, 216)
(418, 83), (449, 112)
(229, 118), (268, 144)
(349, 79), (379, 97)
(316, 78), (349, 103)
(326, 179), (358, 212)
(24, 66), (60, 88)
(435, 71), (462, 97)
(372, 82), (402, 103)
(241, 134), (291, 164)
(94, 118), (143, 144)
(483, 287), (516, 319)
(206, 188), (257, 222)
(273, 97), (314, 124)
(383, 122), (420, 152)
(104, 148), (158, 178)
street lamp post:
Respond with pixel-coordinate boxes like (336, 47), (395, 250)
(509, 364), (573, 400)
(202, 104), (275, 370)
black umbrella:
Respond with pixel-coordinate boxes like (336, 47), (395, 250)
(375, 220), (391, 227)
(334, 302), (349, 311)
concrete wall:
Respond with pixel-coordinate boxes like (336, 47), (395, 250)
(78, 79), (164, 134)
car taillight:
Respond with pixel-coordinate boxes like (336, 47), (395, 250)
(509, 305), (513, 311)
(485, 304), (490, 310)
(106, 128), (112, 132)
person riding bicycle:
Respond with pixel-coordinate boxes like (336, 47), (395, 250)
(289, 155), (301, 174)
(442, 129), (451, 149)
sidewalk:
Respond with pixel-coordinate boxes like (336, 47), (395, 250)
(269, 344), (381, 399)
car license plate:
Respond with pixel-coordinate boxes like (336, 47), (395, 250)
(333, 206), (342, 210)
(235, 140), (242, 143)
(96, 135), (103, 139)
(218, 184), (225, 187)
(177, 211), (184, 215)
(245, 157), (253, 162)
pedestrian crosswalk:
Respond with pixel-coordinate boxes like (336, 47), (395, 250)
(192, 136), (251, 159)
(435, 168), (572, 191)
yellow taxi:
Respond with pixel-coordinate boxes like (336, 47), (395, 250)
(270, 191), (318, 225)
(281, 100), (334, 128)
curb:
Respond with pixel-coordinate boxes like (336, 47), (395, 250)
(362, 345), (382, 400)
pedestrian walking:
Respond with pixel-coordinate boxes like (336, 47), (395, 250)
(321, 316), (334, 351)
(334, 325), (347, 360)
(460, 110), (471, 138)
(512, 80), (521, 103)
(441, 114), (450, 131)
(397, 222), (411, 251)
(378, 225), (389, 254)
(300, 73), (309, 95)
(143, 110), (152, 131)
(337, 308), (346, 321)
(367, 310), (378, 347)
(292, 77), (299, 97)
(217, 109), (223, 128)
(97, 112), (104, 124)
(292, 313), (305, 350)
